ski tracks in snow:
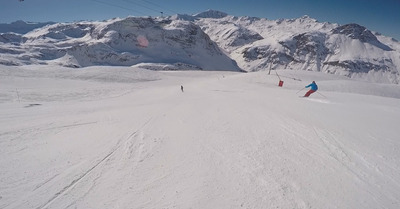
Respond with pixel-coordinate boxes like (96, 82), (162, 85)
(33, 117), (154, 209)
(273, 115), (400, 208)
(312, 127), (400, 207)
(33, 90), (182, 208)
(36, 146), (117, 209)
(313, 127), (368, 182)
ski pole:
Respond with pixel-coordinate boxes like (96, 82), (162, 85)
(316, 91), (327, 98)
(296, 87), (306, 94)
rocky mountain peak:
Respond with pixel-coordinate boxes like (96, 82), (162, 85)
(332, 23), (392, 51)
(332, 24), (375, 42)
(193, 10), (228, 19)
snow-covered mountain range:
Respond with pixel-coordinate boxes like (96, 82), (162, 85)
(1, 10), (400, 83)
(186, 10), (400, 84)
(0, 17), (240, 71)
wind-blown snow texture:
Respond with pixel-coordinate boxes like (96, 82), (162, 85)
(1, 65), (400, 209)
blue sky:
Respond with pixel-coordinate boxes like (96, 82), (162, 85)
(1, 0), (399, 40)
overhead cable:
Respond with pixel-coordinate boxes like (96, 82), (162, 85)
(91, 0), (148, 16)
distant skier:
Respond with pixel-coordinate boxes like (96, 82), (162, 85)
(181, 85), (184, 92)
(304, 81), (318, 97)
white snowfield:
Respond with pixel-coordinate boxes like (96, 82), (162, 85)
(1, 65), (400, 209)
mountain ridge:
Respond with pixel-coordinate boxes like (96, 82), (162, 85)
(0, 17), (241, 71)
(189, 11), (400, 84)
(0, 10), (399, 83)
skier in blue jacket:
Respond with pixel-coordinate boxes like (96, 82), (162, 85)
(304, 81), (318, 97)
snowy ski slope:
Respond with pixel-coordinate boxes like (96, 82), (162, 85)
(1, 65), (400, 208)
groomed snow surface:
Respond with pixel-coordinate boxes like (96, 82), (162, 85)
(1, 65), (400, 209)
